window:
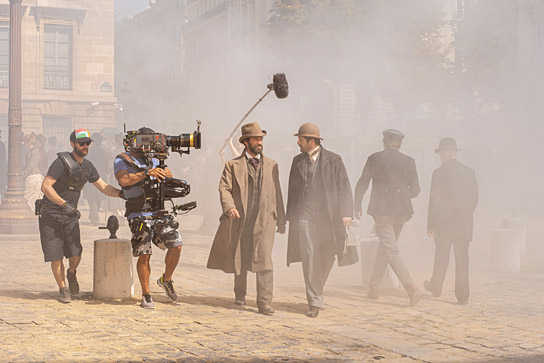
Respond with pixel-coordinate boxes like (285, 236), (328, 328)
(42, 115), (73, 146)
(44, 24), (72, 90)
(0, 26), (8, 88)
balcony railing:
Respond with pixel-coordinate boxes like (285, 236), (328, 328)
(44, 70), (71, 90)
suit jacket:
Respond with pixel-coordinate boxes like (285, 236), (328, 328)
(354, 148), (420, 217)
(427, 159), (478, 241)
(286, 147), (353, 265)
(207, 154), (286, 274)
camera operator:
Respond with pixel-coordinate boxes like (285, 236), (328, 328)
(114, 127), (182, 309)
(39, 129), (123, 304)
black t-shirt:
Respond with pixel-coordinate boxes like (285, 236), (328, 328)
(42, 153), (100, 214)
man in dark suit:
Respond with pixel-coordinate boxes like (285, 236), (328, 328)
(286, 123), (353, 318)
(425, 137), (478, 305)
(354, 129), (421, 306)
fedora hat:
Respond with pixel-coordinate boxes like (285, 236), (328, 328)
(435, 137), (460, 153)
(239, 122), (267, 143)
(294, 123), (323, 140)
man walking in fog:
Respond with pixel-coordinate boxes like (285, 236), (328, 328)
(354, 129), (421, 306)
(286, 123), (353, 318)
(425, 137), (478, 305)
(207, 122), (286, 315)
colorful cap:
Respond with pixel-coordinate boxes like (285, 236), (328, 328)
(70, 128), (92, 143)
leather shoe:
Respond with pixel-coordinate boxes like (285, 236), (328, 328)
(258, 304), (274, 315)
(234, 296), (246, 306)
(306, 306), (319, 318)
(408, 285), (421, 307)
(424, 280), (441, 297)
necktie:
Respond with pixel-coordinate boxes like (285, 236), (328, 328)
(308, 149), (319, 164)
(249, 157), (259, 169)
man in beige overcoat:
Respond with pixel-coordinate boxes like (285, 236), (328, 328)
(207, 122), (286, 315)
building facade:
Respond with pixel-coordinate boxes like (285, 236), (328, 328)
(0, 0), (116, 144)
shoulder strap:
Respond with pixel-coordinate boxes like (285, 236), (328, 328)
(116, 152), (150, 172)
(57, 152), (82, 175)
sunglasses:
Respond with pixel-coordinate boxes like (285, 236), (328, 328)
(77, 141), (92, 146)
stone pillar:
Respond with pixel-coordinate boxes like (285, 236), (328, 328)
(0, 0), (37, 234)
(93, 238), (134, 299)
(490, 229), (521, 273)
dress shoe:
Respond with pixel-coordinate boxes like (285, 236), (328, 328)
(258, 304), (275, 315)
(407, 285), (421, 307)
(367, 289), (379, 300)
(424, 280), (441, 297)
(234, 296), (246, 306)
(306, 306), (319, 318)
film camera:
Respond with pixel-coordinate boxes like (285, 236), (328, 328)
(122, 121), (202, 219)
(124, 121), (202, 156)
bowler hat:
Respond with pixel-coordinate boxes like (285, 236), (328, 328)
(70, 128), (92, 143)
(383, 129), (404, 142)
(435, 137), (460, 153)
(239, 122), (267, 143)
(294, 123), (323, 140)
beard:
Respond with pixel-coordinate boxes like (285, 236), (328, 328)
(74, 147), (88, 157)
(248, 143), (263, 155)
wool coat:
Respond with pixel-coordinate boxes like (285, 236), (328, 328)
(207, 154), (286, 274)
(427, 159), (479, 241)
(354, 148), (420, 218)
(286, 147), (353, 266)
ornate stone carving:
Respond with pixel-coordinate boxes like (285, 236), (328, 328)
(30, 6), (86, 33)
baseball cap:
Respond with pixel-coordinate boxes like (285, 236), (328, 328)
(70, 128), (92, 143)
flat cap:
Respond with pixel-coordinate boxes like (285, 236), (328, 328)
(383, 129), (404, 142)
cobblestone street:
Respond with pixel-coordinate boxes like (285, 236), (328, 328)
(0, 212), (543, 362)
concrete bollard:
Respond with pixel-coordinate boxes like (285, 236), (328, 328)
(503, 217), (527, 255)
(360, 239), (400, 290)
(93, 238), (134, 299)
(490, 229), (521, 273)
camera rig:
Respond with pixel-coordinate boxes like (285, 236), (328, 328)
(122, 121), (201, 219)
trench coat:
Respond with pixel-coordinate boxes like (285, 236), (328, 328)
(428, 159), (479, 241)
(207, 154), (286, 275)
(286, 147), (353, 266)
(354, 148), (420, 218)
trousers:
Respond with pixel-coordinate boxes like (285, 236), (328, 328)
(234, 269), (273, 307)
(369, 215), (415, 292)
(428, 236), (470, 303)
(298, 219), (335, 308)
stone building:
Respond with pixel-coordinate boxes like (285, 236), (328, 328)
(0, 0), (116, 144)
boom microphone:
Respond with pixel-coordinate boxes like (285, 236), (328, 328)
(271, 73), (289, 99)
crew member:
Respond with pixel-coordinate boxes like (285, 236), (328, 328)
(286, 123), (353, 318)
(40, 129), (123, 303)
(425, 137), (479, 304)
(114, 127), (182, 309)
(354, 129), (421, 306)
(207, 122), (286, 315)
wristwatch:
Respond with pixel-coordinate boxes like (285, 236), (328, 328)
(143, 169), (149, 176)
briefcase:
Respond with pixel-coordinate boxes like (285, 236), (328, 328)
(338, 221), (360, 267)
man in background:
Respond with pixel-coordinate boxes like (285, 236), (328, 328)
(425, 137), (479, 305)
(354, 129), (421, 306)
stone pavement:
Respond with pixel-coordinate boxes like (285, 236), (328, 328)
(0, 212), (543, 362)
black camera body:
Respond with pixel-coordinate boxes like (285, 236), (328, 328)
(124, 121), (201, 156)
